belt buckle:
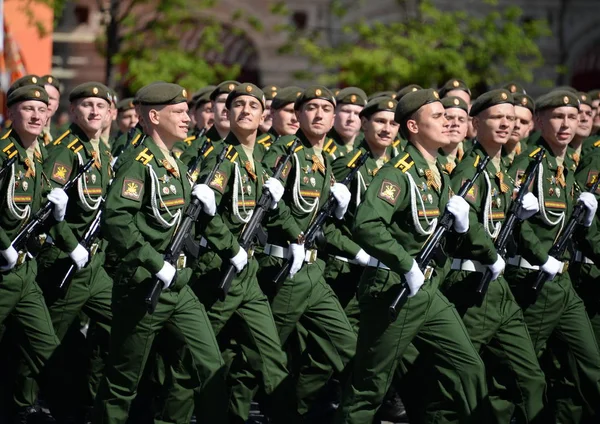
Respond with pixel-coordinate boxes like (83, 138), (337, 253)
(423, 266), (434, 281)
(176, 253), (187, 270)
(16, 251), (27, 266)
(248, 247), (255, 258)
(89, 243), (99, 257)
(560, 261), (569, 274)
(306, 249), (317, 264)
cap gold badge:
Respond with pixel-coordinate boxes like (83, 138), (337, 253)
(411, 87), (418, 92)
(452, 80), (459, 88)
(433, 91), (439, 99)
(272, 92), (278, 98)
(34, 90), (40, 97)
(582, 94), (587, 101)
(271, 86), (277, 91)
(92, 87), (99, 95)
(182, 89), (187, 97)
(350, 94), (357, 103)
(129, 102), (134, 108)
(32, 77), (37, 83)
(563, 96), (569, 104)
(228, 84), (235, 91)
(296, 91), (302, 98)
(315, 88), (322, 96)
(521, 98), (528, 105)
(501, 92), (508, 100)
(246, 85), (253, 93)
(47, 77), (53, 83)
(453, 98), (459, 105)
(388, 101), (394, 108)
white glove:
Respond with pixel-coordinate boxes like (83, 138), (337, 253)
(289, 243), (305, 278)
(0, 245), (19, 271)
(331, 183), (351, 219)
(47, 188), (69, 222)
(541, 255), (562, 281)
(69, 244), (89, 270)
(263, 178), (284, 209)
(487, 255), (505, 281)
(446, 196), (470, 233)
(404, 259), (425, 298)
(578, 192), (598, 227)
(230, 247), (248, 273)
(156, 261), (176, 289)
(354, 249), (371, 267)
(515, 192), (539, 220)
(192, 184), (216, 216)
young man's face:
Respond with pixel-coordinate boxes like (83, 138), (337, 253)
(297, 99), (335, 140)
(70, 97), (110, 136)
(228, 95), (264, 135)
(9, 100), (48, 138)
(272, 103), (299, 135)
(213, 94), (230, 133)
(194, 102), (214, 130)
(444, 107), (468, 144)
(117, 109), (139, 133)
(537, 106), (579, 148)
(576, 104), (594, 138)
(362, 111), (399, 150)
(509, 106), (533, 144)
(334, 104), (363, 140)
(473, 103), (516, 146)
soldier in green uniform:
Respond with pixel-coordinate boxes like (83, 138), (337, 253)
(590, 89), (600, 136)
(440, 78), (472, 105)
(0, 86), (69, 422)
(438, 96), (468, 174)
(92, 82), (227, 424)
(114, 98), (139, 139)
(445, 89), (547, 422)
(1, 75), (45, 139)
(259, 84), (279, 134)
(502, 93), (534, 168)
(337, 88), (489, 424)
(505, 90), (600, 421)
(257, 86), (358, 416)
(40, 75), (61, 146)
(570, 92), (594, 164)
(324, 87), (368, 158)
(100, 89), (118, 151)
(263, 86), (303, 139)
(14, 82), (116, 419)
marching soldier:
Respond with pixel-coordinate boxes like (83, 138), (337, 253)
(259, 84), (279, 134)
(92, 82), (227, 423)
(1, 75), (45, 139)
(438, 96), (469, 174)
(505, 90), (600, 421)
(337, 89), (489, 424)
(178, 85), (216, 168)
(445, 89), (547, 422)
(114, 98), (139, 139)
(40, 75), (61, 145)
(502, 93), (534, 168)
(254, 86), (303, 150)
(571, 92), (594, 162)
(325, 87), (368, 158)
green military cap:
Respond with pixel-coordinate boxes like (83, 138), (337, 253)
(225, 83), (265, 109)
(469, 89), (513, 117)
(116, 97), (136, 112)
(262, 85), (280, 101)
(41, 75), (60, 92)
(396, 84), (423, 100)
(136, 82), (188, 105)
(330, 88), (341, 97)
(359, 96), (398, 119)
(513, 93), (535, 113)
(535, 90), (580, 112)
(395, 88), (441, 122)
(271, 86), (303, 110)
(502, 81), (527, 94)
(210, 80), (240, 101)
(576, 91), (593, 107)
(588, 89), (600, 101)
(69, 82), (113, 103)
(440, 96), (468, 113)
(439, 78), (471, 97)
(191, 85), (216, 108)
(7, 85), (49, 107)
(368, 90), (397, 101)
(551, 85), (578, 93)
(7, 75), (43, 96)
(294, 85), (336, 110)
(335, 87), (368, 107)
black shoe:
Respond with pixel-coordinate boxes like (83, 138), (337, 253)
(13, 406), (56, 424)
(376, 394), (408, 423)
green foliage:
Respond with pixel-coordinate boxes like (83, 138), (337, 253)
(284, 0), (551, 93)
(16, 0), (68, 36)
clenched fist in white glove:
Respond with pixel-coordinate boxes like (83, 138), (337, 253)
(487, 255), (505, 281)
(0, 246), (19, 272)
(289, 243), (305, 278)
(447, 196), (470, 233)
(263, 178), (284, 209)
(48, 188), (69, 222)
(541, 255), (562, 281)
(404, 260), (425, 298)
(192, 184), (216, 216)
(69, 244), (89, 270)
(331, 183), (351, 219)
(354, 249), (371, 267)
(516, 192), (539, 220)
(578, 192), (598, 227)
(230, 247), (248, 273)
(156, 261), (176, 289)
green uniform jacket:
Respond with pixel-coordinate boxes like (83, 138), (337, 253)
(352, 142), (452, 276)
(573, 149), (600, 262)
(45, 124), (112, 254)
(102, 136), (192, 282)
(110, 124), (143, 157)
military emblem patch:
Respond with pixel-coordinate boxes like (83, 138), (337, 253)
(463, 179), (478, 201)
(377, 179), (401, 205)
(586, 171), (600, 194)
(51, 162), (72, 184)
(121, 178), (144, 201)
(209, 170), (228, 193)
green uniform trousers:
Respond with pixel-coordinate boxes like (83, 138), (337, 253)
(337, 267), (489, 424)
(323, 257), (362, 331)
(443, 271), (547, 423)
(92, 277), (227, 424)
(505, 266), (600, 421)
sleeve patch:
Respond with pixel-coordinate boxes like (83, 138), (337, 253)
(209, 170), (228, 193)
(377, 179), (401, 205)
(586, 170), (600, 194)
(275, 156), (291, 179)
(121, 178), (144, 201)
(51, 162), (72, 184)
(462, 180), (478, 201)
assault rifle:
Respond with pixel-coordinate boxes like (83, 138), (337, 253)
(0, 155), (17, 183)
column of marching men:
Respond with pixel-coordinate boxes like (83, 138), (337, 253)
(1, 73), (600, 424)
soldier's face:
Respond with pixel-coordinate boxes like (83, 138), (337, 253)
(576, 104), (594, 138)
(71, 98), (109, 136)
(117, 109), (139, 133)
(593, 99), (600, 130)
(537, 106), (579, 148)
(272, 104), (299, 135)
(8, 100), (48, 138)
(362, 111), (399, 149)
(228, 95), (264, 135)
(444, 108), (468, 145)
(44, 84), (60, 118)
(152, 102), (190, 143)
(334, 104), (363, 140)
(194, 102), (214, 130)
(259, 100), (273, 134)
(407, 102), (450, 148)
(473, 103), (515, 146)
(213, 94), (230, 132)
(445, 89), (470, 105)
(509, 106), (533, 144)
(297, 99), (335, 139)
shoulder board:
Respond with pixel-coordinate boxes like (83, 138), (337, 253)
(183, 135), (195, 145)
(324, 138), (337, 154)
(473, 154), (482, 167)
(286, 139), (304, 152)
(529, 147), (542, 158)
(346, 150), (364, 168)
(1, 141), (19, 159)
(1, 128), (12, 140)
(392, 139), (401, 148)
(52, 129), (71, 146)
(263, 142), (272, 149)
(394, 152), (415, 173)
(593, 139), (600, 148)
(203, 144), (214, 158)
(257, 133), (271, 145)
(131, 133), (142, 147)
(226, 145), (238, 163)
(66, 138), (85, 154)
(135, 148), (154, 165)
